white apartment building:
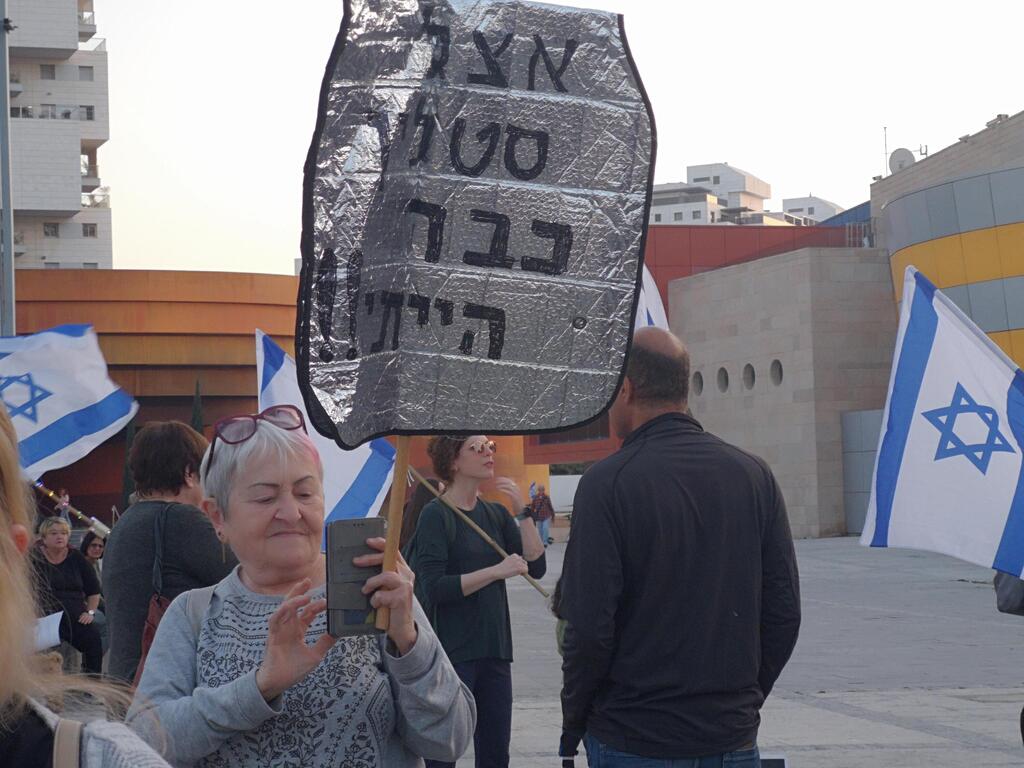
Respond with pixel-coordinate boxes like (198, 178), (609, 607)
(782, 195), (843, 223)
(649, 163), (777, 227)
(686, 163), (770, 212)
(8, 0), (111, 269)
(649, 182), (726, 225)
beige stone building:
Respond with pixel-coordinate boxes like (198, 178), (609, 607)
(669, 247), (897, 538)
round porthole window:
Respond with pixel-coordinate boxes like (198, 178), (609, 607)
(717, 367), (729, 393)
(743, 363), (755, 390)
(692, 371), (703, 396)
(770, 359), (784, 386)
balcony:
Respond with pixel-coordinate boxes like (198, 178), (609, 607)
(13, 232), (25, 258)
(37, 104), (95, 121)
(78, 38), (106, 52)
(9, 73), (22, 98)
(81, 163), (100, 192)
(81, 189), (110, 209)
(78, 11), (97, 42)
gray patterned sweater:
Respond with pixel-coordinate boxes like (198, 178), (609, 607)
(127, 568), (475, 767)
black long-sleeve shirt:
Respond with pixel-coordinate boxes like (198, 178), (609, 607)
(415, 498), (546, 664)
(560, 412), (800, 759)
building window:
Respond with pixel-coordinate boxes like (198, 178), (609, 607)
(691, 210), (701, 220)
(43, 223), (59, 238)
(717, 367), (730, 393)
(693, 176), (710, 183)
(10, 106), (33, 118)
(82, 223), (97, 238)
(712, 175), (720, 184)
(40, 64), (56, 80)
(770, 359), (784, 386)
(82, 262), (98, 269)
(654, 213), (661, 222)
(673, 211), (683, 221)
(78, 66), (94, 82)
(40, 104), (57, 119)
(710, 212), (716, 223)
(743, 364), (756, 390)
(692, 372), (703, 397)
(789, 207), (804, 213)
(808, 206), (815, 215)
(80, 105), (95, 121)
(44, 262), (61, 269)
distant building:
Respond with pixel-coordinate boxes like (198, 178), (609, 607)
(687, 162), (770, 212)
(783, 195), (844, 223)
(9, 0), (111, 269)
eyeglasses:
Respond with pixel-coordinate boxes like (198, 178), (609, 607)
(465, 439), (497, 455)
(205, 405), (306, 481)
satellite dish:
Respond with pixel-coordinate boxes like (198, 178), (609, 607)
(889, 148), (916, 174)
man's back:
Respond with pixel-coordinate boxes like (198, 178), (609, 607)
(103, 500), (237, 682)
(560, 412), (800, 759)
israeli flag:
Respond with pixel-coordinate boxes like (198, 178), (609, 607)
(256, 331), (394, 540)
(634, 265), (668, 330)
(0, 324), (137, 480)
(862, 267), (1024, 575)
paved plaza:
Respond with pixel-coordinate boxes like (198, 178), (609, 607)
(493, 535), (1024, 767)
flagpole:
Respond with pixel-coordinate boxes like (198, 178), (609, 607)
(375, 435), (411, 631)
(0, 1), (16, 336)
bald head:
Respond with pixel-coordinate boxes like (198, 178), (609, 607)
(625, 327), (690, 405)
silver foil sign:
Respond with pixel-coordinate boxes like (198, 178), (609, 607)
(297, 0), (655, 448)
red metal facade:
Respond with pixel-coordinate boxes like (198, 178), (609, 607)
(523, 224), (848, 466)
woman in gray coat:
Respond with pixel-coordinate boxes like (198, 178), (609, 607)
(128, 405), (475, 767)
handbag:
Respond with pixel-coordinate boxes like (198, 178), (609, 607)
(994, 571), (1024, 616)
(132, 503), (173, 688)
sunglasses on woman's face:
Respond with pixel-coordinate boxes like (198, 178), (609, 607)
(465, 439), (497, 455)
(205, 405), (307, 481)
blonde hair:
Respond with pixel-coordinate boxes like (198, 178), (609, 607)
(0, 405), (131, 723)
(38, 516), (71, 537)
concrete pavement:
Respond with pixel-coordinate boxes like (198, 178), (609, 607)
(491, 537), (1024, 767)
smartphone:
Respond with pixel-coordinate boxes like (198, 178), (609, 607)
(326, 517), (386, 638)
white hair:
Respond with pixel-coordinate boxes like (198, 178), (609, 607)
(199, 419), (323, 514)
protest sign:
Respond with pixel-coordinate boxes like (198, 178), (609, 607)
(297, 0), (655, 448)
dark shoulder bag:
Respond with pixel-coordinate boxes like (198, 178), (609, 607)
(994, 571), (1024, 616)
(132, 502), (174, 688)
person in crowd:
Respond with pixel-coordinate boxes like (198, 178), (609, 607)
(79, 530), (109, 654)
(399, 476), (443, 550)
(416, 435), (547, 768)
(80, 531), (105, 579)
(559, 327), (801, 767)
(528, 484), (555, 548)
(103, 421), (238, 683)
(0, 405), (172, 767)
(127, 404), (475, 767)
(54, 488), (71, 523)
(31, 517), (104, 676)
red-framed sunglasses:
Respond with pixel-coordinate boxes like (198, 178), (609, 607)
(204, 404), (307, 481)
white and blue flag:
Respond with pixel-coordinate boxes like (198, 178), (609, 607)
(0, 324), (137, 480)
(256, 330), (395, 539)
(862, 267), (1024, 575)
(634, 265), (668, 331)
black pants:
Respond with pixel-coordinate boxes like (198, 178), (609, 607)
(425, 658), (512, 768)
(60, 612), (103, 675)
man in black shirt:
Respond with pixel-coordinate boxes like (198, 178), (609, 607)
(559, 327), (801, 765)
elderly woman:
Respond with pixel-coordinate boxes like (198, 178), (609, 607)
(128, 405), (475, 767)
(32, 516), (104, 675)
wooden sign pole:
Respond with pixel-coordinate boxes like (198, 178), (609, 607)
(375, 435), (411, 631)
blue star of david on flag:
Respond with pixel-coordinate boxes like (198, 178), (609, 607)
(921, 382), (1015, 474)
(0, 373), (52, 423)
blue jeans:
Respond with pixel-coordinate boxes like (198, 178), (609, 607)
(584, 734), (760, 768)
(537, 517), (551, 546)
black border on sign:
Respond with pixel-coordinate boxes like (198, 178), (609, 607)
(296, 6), (658, 451)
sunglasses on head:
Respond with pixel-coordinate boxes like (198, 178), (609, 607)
(205, 404), (307, 481)
(465, 439), (497, 455)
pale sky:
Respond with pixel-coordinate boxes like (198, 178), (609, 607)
(100, 0), (1024, 275)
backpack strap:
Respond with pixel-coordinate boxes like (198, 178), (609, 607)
(52, 717), (83, 768)
(185, 585), (216, 636)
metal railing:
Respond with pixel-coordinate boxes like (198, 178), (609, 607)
(37, 104), (94, 121)
(78, 10), (96, 25)
(81, 189), (110, 209)
(13, 232), (23, 245)
(81, 163), (99, 177)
